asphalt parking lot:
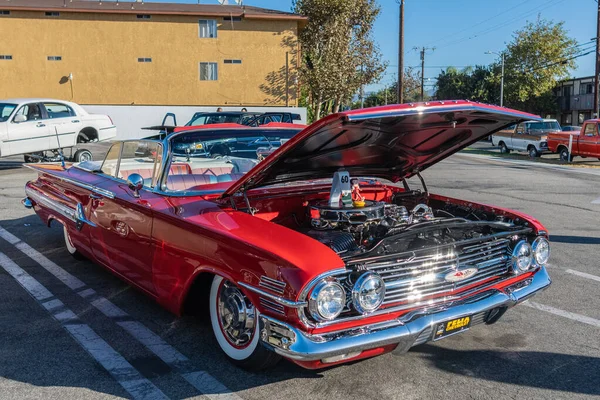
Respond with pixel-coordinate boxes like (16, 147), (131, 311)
(1, 148), (600, 400)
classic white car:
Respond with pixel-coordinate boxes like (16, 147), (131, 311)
(0, 98), (117, 162)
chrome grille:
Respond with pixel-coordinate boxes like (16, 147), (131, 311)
(259, 276), (286, 295)
(353, 237), (512, 307)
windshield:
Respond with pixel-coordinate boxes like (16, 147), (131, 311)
(528, 121), (561, 132)
(0, 103), (17, 122)
(164, 128), (301, 193)
(186, 113), (250, 126)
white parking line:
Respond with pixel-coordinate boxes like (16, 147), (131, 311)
(0, 226), (85, 291)
(523, 301), (600, 328)
(565, 269), (600, 283)
(0, 252), (168, 400)
(0, 225), (242, 400)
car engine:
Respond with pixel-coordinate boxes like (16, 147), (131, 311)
(303, 173), (522, 257)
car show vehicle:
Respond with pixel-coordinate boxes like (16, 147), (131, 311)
(548, 119), (600, 162)
(246, 112), (302, 126)
(22, 101), (551, 371)
(144, 111), (304, 139)
(490, 119), (560, 157)
(0, 98), (117, 162)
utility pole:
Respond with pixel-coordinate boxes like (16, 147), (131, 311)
(485, 51), (505, 107)
(416, 47), (434, 102)
(595, 1), (600, 118)
(397, 0), (404, 104)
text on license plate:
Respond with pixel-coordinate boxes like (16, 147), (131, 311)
(433, 315), (472, 340)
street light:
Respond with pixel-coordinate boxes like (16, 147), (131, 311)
(485, 51), (505, 107)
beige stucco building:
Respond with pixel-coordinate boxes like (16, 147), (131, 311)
(0, 0), (304, 106)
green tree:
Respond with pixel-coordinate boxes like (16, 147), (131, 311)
(503, 17), (577, 114)
(434, 65), (499, 104)
(293, 0), (386, 120)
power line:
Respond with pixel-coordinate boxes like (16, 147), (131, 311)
(424, 0), (536, 48)
(521, 49), (595, 74)
(435, 0), (569, 50)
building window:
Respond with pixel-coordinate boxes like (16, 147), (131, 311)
(47, 56), (62, 61)
(0, 55), (12, 60)
(563, 86), (573, 97)
(137, 58), (152, 63)
(0, 10), (10, 15)
(223, 16), (242, 22)
(580, 83), (594, 95)
(199, 20), (217, 38)
(45, 12), (60, 17)
(224, 59), (242, 64)
(137, 14), (151, 19)
(199, 62), (218, 81)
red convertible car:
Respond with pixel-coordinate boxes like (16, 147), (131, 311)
(22, 101), (551, 371)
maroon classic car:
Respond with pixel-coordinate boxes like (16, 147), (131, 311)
(22, 102), (551, 371)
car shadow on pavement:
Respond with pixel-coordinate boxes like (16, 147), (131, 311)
(549, 235), (600, 245)
(411, 345), (600, 396)
(0, 161), (25, 171)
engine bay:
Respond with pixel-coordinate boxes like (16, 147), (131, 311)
(296, 172), (529, 258)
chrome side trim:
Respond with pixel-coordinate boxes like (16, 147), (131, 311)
(259, 266), (551, 362)
(25, 186), (96, 230)
(60, 176), (115, 199)
(237, 281), (307, 309)
(259, 276), (287, 295)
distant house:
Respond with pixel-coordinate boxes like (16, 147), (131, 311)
(555, 76), (595, 126)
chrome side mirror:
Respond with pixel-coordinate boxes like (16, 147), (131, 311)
(13, 114), (27, 123)
(127, 173), (144, 198)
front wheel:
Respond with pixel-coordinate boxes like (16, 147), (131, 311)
(499, 142), (510, 154)
(528, 146), (540, 158)
(73, 149), (93, 163)
(559, 148), (573, 162)
(209, 276), (280, 371)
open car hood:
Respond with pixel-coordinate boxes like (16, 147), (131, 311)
(220, 101), (540, 198)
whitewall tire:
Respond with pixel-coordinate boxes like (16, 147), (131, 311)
(209, 275), (280, 370)
(63, 226), (84, 260)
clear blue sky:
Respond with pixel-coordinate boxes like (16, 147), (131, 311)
(158, 0), (598, 91)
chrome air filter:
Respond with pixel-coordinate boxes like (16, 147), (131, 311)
(309, 200), (385, 228)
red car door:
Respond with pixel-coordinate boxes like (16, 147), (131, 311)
(578, 123), (599, 156)
(88, 142), (165, 295)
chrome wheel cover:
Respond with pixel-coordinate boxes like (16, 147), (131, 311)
(217, 281), (256, 348)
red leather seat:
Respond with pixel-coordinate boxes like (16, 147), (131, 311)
(170, 163), (192, 175)
(167, 174), (217, 191)
(120, 168), (154, 180)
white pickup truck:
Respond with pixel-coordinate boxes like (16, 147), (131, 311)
(490, 119), (558, 157)
(0, 98), (117, 162)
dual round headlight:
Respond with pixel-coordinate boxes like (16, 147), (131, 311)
(308, 272), (386, 321)
(308, 280), (346, 321)
(512, 237), (550, 274)
(532, 237), (550, 266)
(352, 272), (386, 314)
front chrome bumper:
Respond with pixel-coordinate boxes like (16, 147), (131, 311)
(259, 267), (551, 362)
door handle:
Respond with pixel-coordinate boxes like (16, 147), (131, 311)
(36, 123), (46, 127)
(72, 120), (80, 123)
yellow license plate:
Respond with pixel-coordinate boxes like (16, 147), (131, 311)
(433, 315), (472, 340)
